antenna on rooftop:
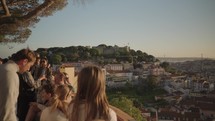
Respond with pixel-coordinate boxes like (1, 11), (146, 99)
(201, 53), (203, 72)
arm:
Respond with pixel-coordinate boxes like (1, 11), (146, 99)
(23, 71), (46, 89)
(1, 71), (19, 121)
(25, 102), (41, 121)
(109, 108), (117, 121)
(40, 108), (48, 121)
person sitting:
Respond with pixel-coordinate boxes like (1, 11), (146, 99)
(54, 71), (67, 86)
(40, 85), (74, 121)
(54, 71), (75, 100)
(25, 84), (55, 121)
(68, 66), (117, 121)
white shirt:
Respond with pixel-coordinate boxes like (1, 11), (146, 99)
(68, 103), (117, 121)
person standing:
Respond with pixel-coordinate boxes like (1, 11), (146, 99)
(68, 66), (117, 121)
(0, 48), (36, 121)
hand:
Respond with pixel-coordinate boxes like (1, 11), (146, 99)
(39, 75), (47, 81)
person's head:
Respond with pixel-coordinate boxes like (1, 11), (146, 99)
(54, 85), (73, 103)
(10, 48), (36, 74)
(70, 65), (109, 121)
(34, 53), (41, 65)
(40, 57), (48, 67)
(76, 66), (106, 101)
(51, 85), (73, 117)
(54, 71), (66, 85)
(40, 84), (55, 103)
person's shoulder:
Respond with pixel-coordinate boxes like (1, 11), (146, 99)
(109, 108), (116, 115)
(68, 101), (74, 111)
(3, 61), (18, 71)
(108, 108), (117, 121)
(0, 61), (19, 79)
(41, 106), (52, 115)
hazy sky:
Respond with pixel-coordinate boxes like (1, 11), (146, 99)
(0, 0), (215, 59)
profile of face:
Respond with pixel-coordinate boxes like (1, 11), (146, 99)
(35, 58), (40, 65)
(40, 59), (48, 67)
(54, 74), (61, 84)
(40, 89), (52, 103)
(65, 90), (73, 103)
(19, 59), (35, 74)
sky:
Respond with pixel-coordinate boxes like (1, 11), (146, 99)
(0, 0), (215, 59)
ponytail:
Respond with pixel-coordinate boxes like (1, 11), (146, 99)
(51, 95), (69, 117)
(50, 85), (71, 118)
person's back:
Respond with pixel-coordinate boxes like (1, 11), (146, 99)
(0, 61), (20, 121)
(68, 66), (117, 121)
(68, 102), (117, 121)
(40, 107), (68, 121)
(0, 48), (36, 121)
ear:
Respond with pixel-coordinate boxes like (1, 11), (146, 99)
(22, 59), (28, 66)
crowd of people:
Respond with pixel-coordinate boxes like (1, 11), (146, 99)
(0, 48), (117, 121)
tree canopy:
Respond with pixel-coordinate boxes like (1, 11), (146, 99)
(109, 96), (145, 121)
(0, 0), (77, 43)
(35, 45), (157, 64)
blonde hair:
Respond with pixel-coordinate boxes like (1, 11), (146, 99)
(51, 85), (71, 117)
(69, 66), (110, 121)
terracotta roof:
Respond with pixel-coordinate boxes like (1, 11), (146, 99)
(158, 110), (201, 121)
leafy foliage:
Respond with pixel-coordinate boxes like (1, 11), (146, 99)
(137, 75), (157, 94)
(50, 54), (62, 64)
(109, 96), (145, 121)
(35, 45), (156, 64)
(0, 0), (68, 43)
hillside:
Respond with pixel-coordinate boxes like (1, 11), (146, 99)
(36, 44), (157, 64)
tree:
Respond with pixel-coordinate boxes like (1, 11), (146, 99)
(1, 0), (12, 16)
(89, 48), (99, 57)
(51, 54), (62, 64)
(130, 49), (136, 56)
(160, 62), (170, 70)
(137, 75), (157, 94)
(146, 75), (157, 91)
(110, 96), (145, 121)
(0, 0), (70, 43)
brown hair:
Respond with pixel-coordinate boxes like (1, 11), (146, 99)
(11, 48), (36, 63)
(42, 84), (55, 97)
(69, 66), (110, 121)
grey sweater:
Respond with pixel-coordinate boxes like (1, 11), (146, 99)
(0, 61), (19, 121)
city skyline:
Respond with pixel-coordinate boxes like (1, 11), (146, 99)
(0, 0), (215, 59)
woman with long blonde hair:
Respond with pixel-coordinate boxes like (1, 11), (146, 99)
(40, 85), (73, 121)
(68, 66), (117, 121)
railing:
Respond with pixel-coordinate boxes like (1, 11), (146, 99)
(110, 105), (136, 121)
